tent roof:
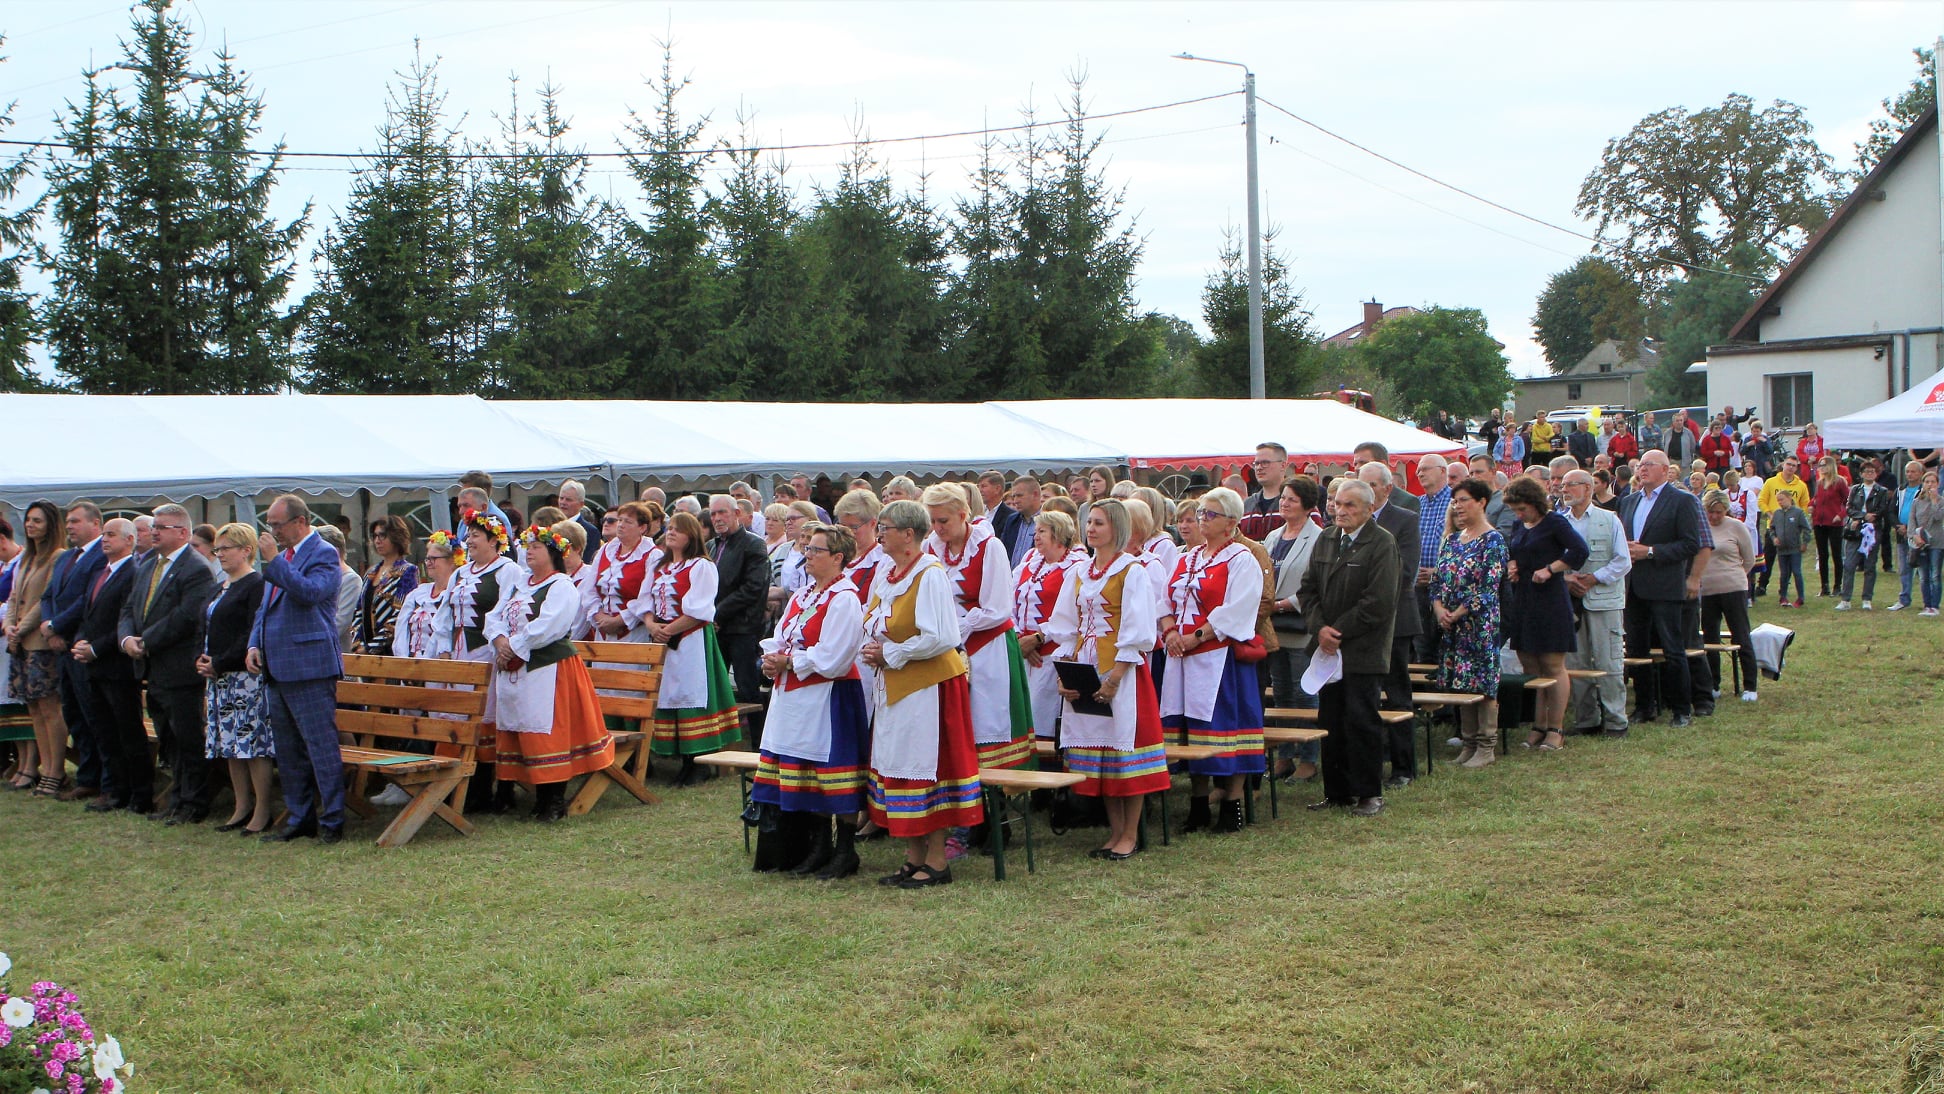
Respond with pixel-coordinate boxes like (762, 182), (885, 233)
(492, 400), (1121, 479)
(1820, 369), (1944, 449)
(993, 398), (1464, 470)
(0, 394), (604, 506)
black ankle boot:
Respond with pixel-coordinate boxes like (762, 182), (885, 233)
(490, 779), (518, 815)
(751, 806), (788, 873)
(1182, 795), (1211, 834)
(789, 816), (835, 876)
(534, 783), (567, 823)
(817, 821), (860, 880)
(1212, 799), (1246, 834)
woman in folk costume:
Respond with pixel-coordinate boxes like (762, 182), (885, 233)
(645, 510), (742, 785)
(550, 519), (596, 641)
(1156, 486), (1267, 835)
(585, 501), (663, 646)
(451, 510), (526, 813)
(1044, 499), (1168, 860)
(920, 482), (1035, 770)
(860, 500), (983, 890)
(393, 531), (462, 660)
(834, 488), (890, 693)
(1133, 487), (1182, 576)
(1010, 509), (1083, 741)
(486, 526), (616, 823)
(752, 523), (871, 880)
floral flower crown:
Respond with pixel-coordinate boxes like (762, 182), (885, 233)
(522, 525), (572, 556)
(461, 509), (510, 551)
(427, 530), (466, 567)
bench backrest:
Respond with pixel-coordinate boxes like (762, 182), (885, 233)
(572, 640), (666, 721)
(338, 654), (492, 761)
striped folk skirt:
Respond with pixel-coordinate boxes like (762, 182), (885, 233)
(495, 657), (617, 785)
(1065, 663), (1169, 797)
(753, 678), (871, 815)
(649, 626), (744, 757)
(969, 629), (1038, 771)
(1158, 648), (1266, 777)
(868, 674), (985, 838)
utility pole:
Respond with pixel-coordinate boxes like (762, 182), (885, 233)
(1177, 53), (1265, 398)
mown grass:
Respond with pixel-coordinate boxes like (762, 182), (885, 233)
(3, 604), (1940, 1092)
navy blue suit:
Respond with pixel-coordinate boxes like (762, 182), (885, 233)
(79, 558), (150, 809)
(250, 532), (346, 831)
(41, 542), (109, 792)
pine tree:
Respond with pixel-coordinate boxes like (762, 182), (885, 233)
(947, 132), (1047, 398)
(473, 76), (609, 398)
(598, 44), (721, 399)
(42, 70), (118, 392)
(1194, 226), (1318, 397)
(302, 48), (480, 393)
(0, 38), (45, 391)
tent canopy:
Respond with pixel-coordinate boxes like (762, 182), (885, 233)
(0, 394), (604, 507)
(993, 398), (1464, 470)
(1821, 370), (1944, 449)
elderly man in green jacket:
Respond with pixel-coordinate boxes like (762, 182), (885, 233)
(1299, 479), (1398, 817)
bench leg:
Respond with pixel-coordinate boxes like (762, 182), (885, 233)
(741, 773), (753, 853)
(566, 760), (662, 817)
(1160, 787), (1171, 846)
(1019, 794), (1036, 874)
(986, 788), (1007, 882)
(375, 776), (467, 848)
(1268, 765), (1279, 820)
(1421, 712), (1435, 778)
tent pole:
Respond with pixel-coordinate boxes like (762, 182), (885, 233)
(431, 487), (452, 534)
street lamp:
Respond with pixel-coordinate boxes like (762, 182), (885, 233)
(1176, 52), (1263, 400)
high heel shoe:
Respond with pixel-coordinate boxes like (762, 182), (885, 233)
(32, 775), (62, 797)
(214, 817), (251, 833)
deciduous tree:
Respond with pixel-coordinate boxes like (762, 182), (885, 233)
(1356, 306), (1510, 421)
(1531, 256), (1646, 374)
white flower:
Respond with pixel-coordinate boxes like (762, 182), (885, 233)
(94, 1035), (125, 1071)
(1, 997), (34, 1028)
(0, 951), (11, 977)
(32, 1087), (51, 1094)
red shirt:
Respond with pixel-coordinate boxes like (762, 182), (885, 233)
(1700, 432), (1736, 471)
(1812, 482), (1850, 526)
(1607, 432), (1639, 463)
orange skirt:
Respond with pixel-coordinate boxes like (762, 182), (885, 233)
(493, 657), (616, 785)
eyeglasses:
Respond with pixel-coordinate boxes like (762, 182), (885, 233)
(1197, 509), (1229, 521)
(153, 524), (188, 533)
(800, 545), (834, 556)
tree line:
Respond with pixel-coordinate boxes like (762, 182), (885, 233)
(0, 0), (1528, 421)
(1531, 48), (1935, 407)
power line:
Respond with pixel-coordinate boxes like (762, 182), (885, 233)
(0, 90), (1241, 165)
(1256, 95), (1765, 284)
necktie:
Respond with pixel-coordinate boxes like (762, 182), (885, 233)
(143, 557), (168, 615)
(89, 567), (109, 604)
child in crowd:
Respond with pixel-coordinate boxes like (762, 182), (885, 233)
(1769, 489), (1811, 607)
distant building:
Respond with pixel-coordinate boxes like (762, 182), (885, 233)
(1513, 338), (1657, 422)
(1321, 300), (1422, 349)
(1704, 105), (1940, 430)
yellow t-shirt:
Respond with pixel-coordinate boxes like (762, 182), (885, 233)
(1758, 474), (1811, 514)
(1529, 421), (1556, 451)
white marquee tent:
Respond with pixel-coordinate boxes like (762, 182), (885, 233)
(1820, 370), (1944, 449)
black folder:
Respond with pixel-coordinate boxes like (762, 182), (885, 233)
(1053, 660), (1113, 718)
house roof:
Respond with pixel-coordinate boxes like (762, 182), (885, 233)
(1725, 103), (1939, 343)
(1321, 306), (1420, 347)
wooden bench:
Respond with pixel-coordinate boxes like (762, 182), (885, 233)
(337, 654), (491, 847)
(978, 767), (1086, 880)
(1265, 706), (1412, 725)
(697, 749), (764, 851)
(567, 640), (666, 816)
(1703, 642), (1746, 692)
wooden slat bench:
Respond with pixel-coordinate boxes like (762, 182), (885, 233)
(338, 653), (491, 847)
(979, 767), (1085, 880)
(1259, 725), (1328, 819)
(568, 639), (666, 816)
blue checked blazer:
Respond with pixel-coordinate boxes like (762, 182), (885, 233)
(249, 531), (344, 683)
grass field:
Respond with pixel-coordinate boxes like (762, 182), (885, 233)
(3, 604), (1941, 1092)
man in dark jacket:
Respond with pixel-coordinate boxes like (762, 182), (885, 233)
(1567, 421), (1599, 467)
(1300, 479), (1398, 817)
(708, 494), (772, 746)
(1619, 452), (1703, 725)
(118, 504), (217, 824)
(40, 501), (109, 801)
(72, 519), (148, 814)
(1357, 461), (1421, 787)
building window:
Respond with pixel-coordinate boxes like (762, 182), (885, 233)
(1770, 373), (1813, 428)
(1567, 383), (1582, 401)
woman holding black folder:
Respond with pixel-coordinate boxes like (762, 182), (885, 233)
(1045, 499), (1168, 860)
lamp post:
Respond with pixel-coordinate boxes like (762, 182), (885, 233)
(1176, 52), (1263, 400)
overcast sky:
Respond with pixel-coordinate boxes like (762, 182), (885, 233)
(2, 0), (1937, 382)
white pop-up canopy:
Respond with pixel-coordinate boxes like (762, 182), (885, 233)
(0, 394), (606, 507)
(994, 398), (1465, 471)
(493, 400), (1121, 480)
(1821, 370), (1944, 449)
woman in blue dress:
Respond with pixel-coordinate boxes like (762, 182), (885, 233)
(1431, 479), (1507, 768)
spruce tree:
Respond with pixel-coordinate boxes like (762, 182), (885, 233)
(947, 132), (1048, 399)
(1194, 227), (1319, 397)
(0, 39), (45, 391)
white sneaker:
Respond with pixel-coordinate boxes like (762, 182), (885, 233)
(1740, 691), (1757, 703)
(1922, 608), (1940, 617)
(1888, 602), (1905, 612)
(369, 784), (410, 807)
(1835, 601), (1851, 611)
(1861, 601), (1874, 611)
(1446, 736), (1463, 748)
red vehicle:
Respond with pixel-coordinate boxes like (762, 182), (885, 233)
(1312, 388), (1377, 413)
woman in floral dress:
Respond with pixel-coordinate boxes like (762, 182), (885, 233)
(1430, 478), (1508, 768)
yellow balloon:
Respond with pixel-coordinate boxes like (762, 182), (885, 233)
(1587, 406), (1602, 427)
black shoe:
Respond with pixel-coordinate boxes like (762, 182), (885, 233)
(1693, 705), (1715, 718)
(1630, 708), (1660, 723)
(1669, 714), (1693, 728)
(1601, 728), (1630, 740)
(895, 864), (953, 890)
(1210, 799), (1246, 834)
(815, 850), (860, 880)
(788, 824), (835, 876)
(1352, 796), (1386, 817)
(85, 796), (127, 814)
(489, 781), (518, 815)
(214, 818), (249, 833)
(1306, 798), (1352, 811)
(260, 820), (319, 843)
(166, 808), (207, 827)
(125, 798), (155, 815)
(1181, 795), (1212, 834)
(878, 863), (920, 886)
(317, 826), (344, 845)
(1102, 848), (1138, 861)
(1385, 775), (1412, 790)
(534, 785), (568, 823)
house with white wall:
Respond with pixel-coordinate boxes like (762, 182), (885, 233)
(1705, 104), (1941, 430)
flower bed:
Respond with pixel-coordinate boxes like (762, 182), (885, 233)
(0, 950), (133, 1093)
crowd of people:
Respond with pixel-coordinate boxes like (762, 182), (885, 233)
(0, 418), (1934, 882)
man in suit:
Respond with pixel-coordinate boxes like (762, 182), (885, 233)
(118, 503), (217, 824)
(1619, 452), (1704, 727)
(1353, 442), (1418, 513)
(39, 501), (108, 802)
(1358, 461), (1421, 788)
(1300, 479), (1398, 817)
(977, 471), (1022, 565)
(708, 494), (772, 752)
(557, 479), (603, 547)
(248, 493), (347, 844)
(1002, 476), (1042, 564)
(70, 518), (147, 814)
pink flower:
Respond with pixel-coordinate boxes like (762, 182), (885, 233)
(44, 1057), (63, 1078)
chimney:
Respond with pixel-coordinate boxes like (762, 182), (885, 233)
(1362, 299), (1383, 336)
